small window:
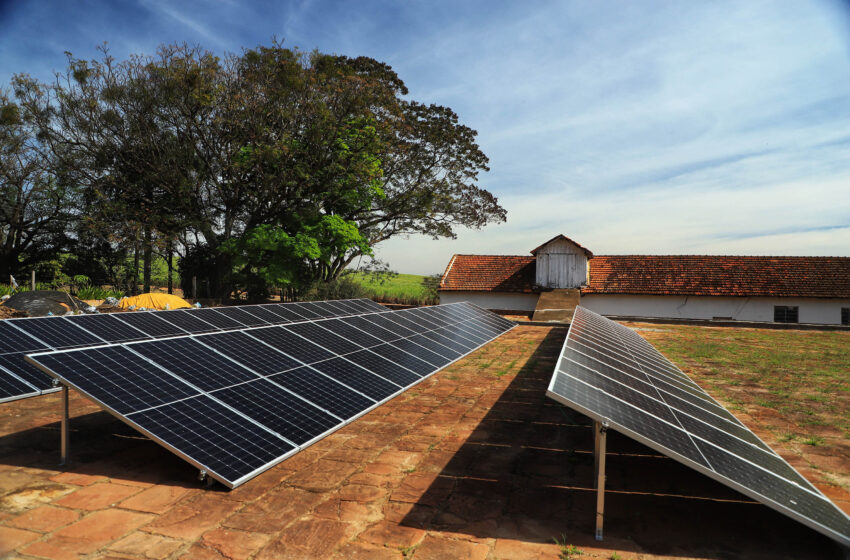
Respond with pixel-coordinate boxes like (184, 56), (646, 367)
(842, 308), (850, 326)
(774, 306), (799, 323)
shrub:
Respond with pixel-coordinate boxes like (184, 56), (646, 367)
(77, 285), (125, 300)
(305, 276), (368, 301)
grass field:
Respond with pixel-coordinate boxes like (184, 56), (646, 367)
(630, 322), (850, 491)
(346, 271), (436, 304)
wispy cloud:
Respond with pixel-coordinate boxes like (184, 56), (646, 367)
(1, 0), (848, 273)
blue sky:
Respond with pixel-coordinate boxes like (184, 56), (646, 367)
(2, 0), (849, 274)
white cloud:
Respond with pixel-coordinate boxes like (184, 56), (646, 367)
(2, 0), (848, 276)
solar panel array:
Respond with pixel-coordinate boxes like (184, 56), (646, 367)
(0, 299), (387, 404)
(29, 302), (514, 488)
(546, 306), (850, 548)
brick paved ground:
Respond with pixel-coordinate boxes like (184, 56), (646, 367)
(0, 326), (845, 559)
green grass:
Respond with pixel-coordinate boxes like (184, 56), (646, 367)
(346, 271), (436, 305)
(552, 535), (582, 559)
(633, 322), (850, 491)
(639, 326), (850, 435)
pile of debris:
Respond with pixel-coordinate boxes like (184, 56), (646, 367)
(1, 290), (91, 317)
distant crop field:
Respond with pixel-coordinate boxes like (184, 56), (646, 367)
(629, 322), (850, 493)
(346, 271), (437, 305)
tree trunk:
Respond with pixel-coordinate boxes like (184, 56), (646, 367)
(131, 237), (140, 296)
(167, 241), (173, 295)
(142, 225), (152, 294)
(0, 255), (13, 282)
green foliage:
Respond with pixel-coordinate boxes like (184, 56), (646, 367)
(76, 285), (125, 300)
(303, 276), (367, 302)
(222, 215), (373, 299)
(223, 224), (320, 294)
(421, 274), (441, 302)
(552, 535), (582, 559)
(71, 274), (91, 290)
(4, 40), (504, 298)
(0, 85), (76, 279)
(802, 435), (824, 446)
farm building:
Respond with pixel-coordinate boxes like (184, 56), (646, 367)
(438, 234), (850, 325)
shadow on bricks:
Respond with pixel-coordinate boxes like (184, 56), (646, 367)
(0, 403), (208, 491)
(400, 328), (842, 560)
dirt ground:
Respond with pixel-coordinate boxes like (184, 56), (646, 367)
(0, 325), (847, 559)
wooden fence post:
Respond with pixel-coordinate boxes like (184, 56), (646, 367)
(31, 270), (35, 291)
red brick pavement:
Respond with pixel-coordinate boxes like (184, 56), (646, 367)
(0, 326), (845, 559)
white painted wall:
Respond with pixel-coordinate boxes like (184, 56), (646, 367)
(535, 238), (588, 288)
(439, 291), (539, 312)
(581, 294), (850, 325)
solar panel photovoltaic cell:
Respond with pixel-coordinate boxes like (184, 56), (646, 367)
(368, 343), (437, 376)
(322, 299), (362, 314)
(361, 314), (416, 337)
(258, 304), (306, 322)
(188, 308), (246, 329)
(341, 315), (400, 342)
(69, 313), (151, 343)
(12, 317), (104, 349)
(127, 396), (295, 484)
(309, 357), (400, 401)
(111, 312), (188, 338)
(156, 309), (220, 333)
(0, 322), (50, 354)
(546, 306), (850, 548)
(194, 331), (301, 376)
(387, 339), (446, 369)
(211, 379), (339, 446)
(284, 322), (363, 355)
(212, 306), (270, 327)
(314, 318), (384, 348)
(0, 353), (59, 390)
(33, 346), (199, 414)
(286, 302), (323, 320)
(344, 350), (421, 386)
(130, 338), (260, 391)
(269, 367), (373, 420)
(29, 302), (513, 488)
(238, 305), (288, 324)
(0, 374), (38, 403)
(1, 299), (387, 404)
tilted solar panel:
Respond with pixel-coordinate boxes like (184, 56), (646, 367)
(28, 302), (514, 488)
(546, 306), (850, 548)
(0, 299), (389, 403)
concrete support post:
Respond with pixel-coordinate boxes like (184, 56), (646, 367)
(593, 420), (608, 541)
(60, 386), (70, 465)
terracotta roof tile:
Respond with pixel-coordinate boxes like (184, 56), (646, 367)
(438, 253), (850, 298)
(439, 255), (536, 293)
(584, 255), (850, 298)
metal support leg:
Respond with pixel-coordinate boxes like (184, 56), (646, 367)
(593, 420), (608, 541)
(60, 386), (69, 466)
(593, 421), (601, 488)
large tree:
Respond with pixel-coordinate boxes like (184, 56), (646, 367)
(16, 42), (506, 298)
(0, 87), (75, 279)
(221, 46), (505, 288)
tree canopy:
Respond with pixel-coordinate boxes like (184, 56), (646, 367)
(0, 41), (506, 298)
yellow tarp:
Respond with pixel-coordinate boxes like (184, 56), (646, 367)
(116, 293), (192, 310)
